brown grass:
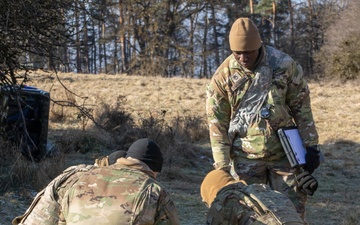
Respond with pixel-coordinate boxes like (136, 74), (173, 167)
(1, 72), (360, 225)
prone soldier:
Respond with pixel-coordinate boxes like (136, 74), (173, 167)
(13, 138), (180, 225)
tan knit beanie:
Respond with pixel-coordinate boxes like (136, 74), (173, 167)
(201, 170), (239, 206)
(229, 17), (262, 51)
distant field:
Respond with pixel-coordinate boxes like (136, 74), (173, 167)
(1, 72), (359, 225)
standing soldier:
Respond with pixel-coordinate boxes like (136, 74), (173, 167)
(206, 17), (321, 223)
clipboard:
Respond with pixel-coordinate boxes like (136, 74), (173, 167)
(277, 127), (307, 168)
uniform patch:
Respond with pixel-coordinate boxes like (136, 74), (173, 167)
(230, 72), (249, 91)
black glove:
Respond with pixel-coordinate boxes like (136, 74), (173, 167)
(304, 146), (320, 174)
(296, 170), (318, 196)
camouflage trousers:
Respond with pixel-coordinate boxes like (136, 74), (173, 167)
(231, 156), (309, 224)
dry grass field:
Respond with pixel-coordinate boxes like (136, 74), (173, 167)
(1, 72), (360, 225)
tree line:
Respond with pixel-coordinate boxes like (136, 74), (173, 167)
(0, 0), (355, 81)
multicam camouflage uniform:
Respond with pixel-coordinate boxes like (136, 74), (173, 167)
(201, 170), (304, 225)
(206, 45), (319, 220)
(207, 183), (304, 225)
(12, 164), (95, 225)
(13, 158), (179, 225)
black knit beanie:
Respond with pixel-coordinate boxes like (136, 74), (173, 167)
(108, 150), (127, 165)
(126, 138), (163, 172)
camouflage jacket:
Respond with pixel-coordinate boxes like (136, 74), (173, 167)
(206, 45), (319, 168)
(206, 182), (304, 225)
(12, 164), (94, 225)
(13, 158), (180, 225)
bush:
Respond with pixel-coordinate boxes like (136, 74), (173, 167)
(317, 36), (360, 81)
(314, 1), (360, 81)
(0, 94), (210, 194)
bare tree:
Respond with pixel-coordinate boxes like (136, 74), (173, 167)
(118, 0), (127, 72)
(0, 0), (96, 161)
(288, 0), (295, 54)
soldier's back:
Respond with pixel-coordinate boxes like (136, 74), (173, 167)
(206, 183), (304, 225)
(60, 164), (163, 225)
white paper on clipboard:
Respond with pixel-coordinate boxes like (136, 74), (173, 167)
(282, 128), (306, 165)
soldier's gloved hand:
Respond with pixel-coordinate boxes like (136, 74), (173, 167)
(296, 170), (318, 196)
(304, 146), (320, 174)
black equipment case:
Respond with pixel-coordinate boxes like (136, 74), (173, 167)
(0, 85), (50, 161)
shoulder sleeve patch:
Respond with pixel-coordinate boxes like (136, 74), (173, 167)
(230, 72), (249, 91)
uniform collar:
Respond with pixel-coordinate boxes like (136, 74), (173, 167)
(115, 157), (156, 179)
